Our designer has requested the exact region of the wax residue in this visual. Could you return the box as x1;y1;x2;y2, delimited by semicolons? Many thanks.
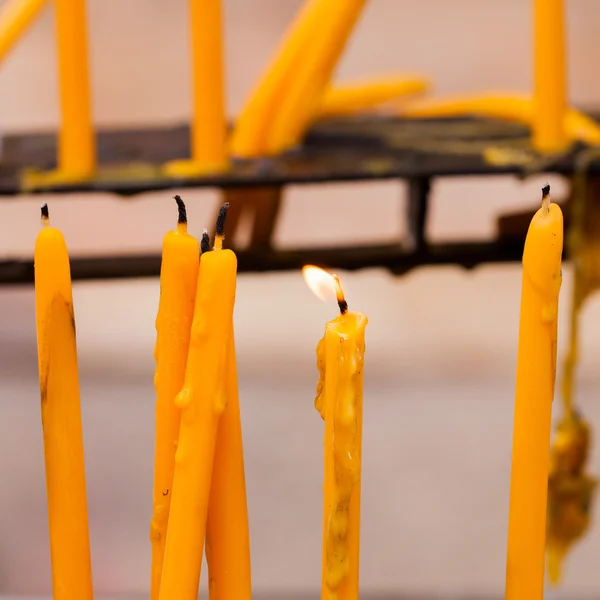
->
315;337;326;419
547;182;599;584
315;332;365;597
547;412;596;584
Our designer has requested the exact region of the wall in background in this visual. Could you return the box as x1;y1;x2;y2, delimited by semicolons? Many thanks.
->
1;1;599;598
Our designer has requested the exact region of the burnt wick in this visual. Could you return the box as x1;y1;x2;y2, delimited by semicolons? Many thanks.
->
215;202;229;236
174;195;187;224
201;229;210;254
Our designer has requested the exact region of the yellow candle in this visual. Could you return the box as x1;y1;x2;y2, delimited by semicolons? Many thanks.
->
304;266;368;600
230;0;325;158
0;0;47;63
205;332;252;600
150;197;200;600
266;0;367;155
505;185;563;600
318;75;429;118
55;0;95;178
189;0;227;171
533;0;568;153
34;203;93;600
165;0;227;176
159;204;237;600
398;93;600;146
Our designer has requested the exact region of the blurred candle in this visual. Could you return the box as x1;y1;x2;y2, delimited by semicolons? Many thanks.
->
505;185;563;600
304;266;368;600
34;204;93;600
0;0;47;63
164;0;227;175
55;0;95;178
318;75;429;118
150;197;200;600
190;0;227;171
532;0;568;152
230;0;324;158
266;0;366;155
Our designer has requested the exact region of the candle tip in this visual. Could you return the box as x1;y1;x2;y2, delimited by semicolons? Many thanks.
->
201;229;211;254
302;266;350;313
338;298;349;315
174;195;187;224
40;203;49;222
541;184;551;215
215;202;230;237
542;184;550;199
332;275;349;315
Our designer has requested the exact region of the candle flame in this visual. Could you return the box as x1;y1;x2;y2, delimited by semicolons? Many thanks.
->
302;265;347;314
302;265;337;301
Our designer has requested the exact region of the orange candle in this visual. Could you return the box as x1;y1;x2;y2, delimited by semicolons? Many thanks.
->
159;204;237;600
206;332;252;600
55;0;95;178
34;203;94;600
150;197;200;600
505;185;563;600
266;0;367;155
304;266;368;600
532;0;568;152
230;0;324;158
0;0;47;63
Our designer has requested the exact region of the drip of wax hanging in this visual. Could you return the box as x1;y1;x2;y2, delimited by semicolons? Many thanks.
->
547;179;600;584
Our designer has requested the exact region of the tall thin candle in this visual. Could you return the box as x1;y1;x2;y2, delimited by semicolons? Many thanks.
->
304;266;368;600
159;205;237;600
505;185;563;600
34;204;94;600
150;197;199;600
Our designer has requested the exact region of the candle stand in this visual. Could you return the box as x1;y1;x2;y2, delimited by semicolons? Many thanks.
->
1;113;598;285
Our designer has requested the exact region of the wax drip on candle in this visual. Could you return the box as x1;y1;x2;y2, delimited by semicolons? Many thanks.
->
174;195;187;224
332;275;348;315
214;202;230;250
201;229;210;254
41;203;49;225
542;184;551;216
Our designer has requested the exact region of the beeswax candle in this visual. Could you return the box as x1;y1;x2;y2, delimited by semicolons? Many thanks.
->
34;203;93;600
150;196;200;600
505;185;563;600
206;332;252;600
159;205;236;600
304;266;368;600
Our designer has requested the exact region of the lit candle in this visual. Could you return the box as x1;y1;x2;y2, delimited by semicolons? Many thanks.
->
533;0;568;152
505;185;563;600
159;204;236;600
205;334;252;600
34;204;93;600
150;197;200;600
303;265;368;600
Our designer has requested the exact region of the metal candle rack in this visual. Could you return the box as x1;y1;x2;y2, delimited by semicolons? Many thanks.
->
1;114;598;285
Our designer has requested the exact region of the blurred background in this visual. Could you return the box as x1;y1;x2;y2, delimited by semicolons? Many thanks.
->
1;0;600;598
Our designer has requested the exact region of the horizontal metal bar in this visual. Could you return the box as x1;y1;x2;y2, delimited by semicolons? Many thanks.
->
0;239;540;285
0;117;596;196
